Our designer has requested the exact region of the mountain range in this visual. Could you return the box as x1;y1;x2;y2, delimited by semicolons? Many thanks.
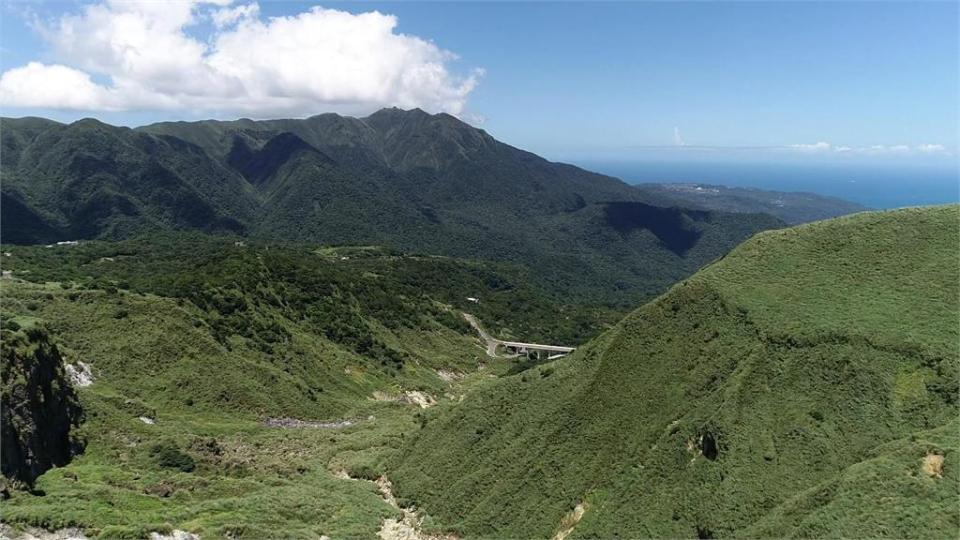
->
3;108;947;540
2;109;785;305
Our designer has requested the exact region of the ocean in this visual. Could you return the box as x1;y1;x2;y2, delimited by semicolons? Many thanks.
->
574;160;959;210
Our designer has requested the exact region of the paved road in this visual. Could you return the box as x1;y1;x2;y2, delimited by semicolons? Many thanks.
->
462;313;575;358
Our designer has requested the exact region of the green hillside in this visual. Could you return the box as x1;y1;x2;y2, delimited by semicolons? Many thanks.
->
1;111;783;306
389;205;960;538
0;235;616;538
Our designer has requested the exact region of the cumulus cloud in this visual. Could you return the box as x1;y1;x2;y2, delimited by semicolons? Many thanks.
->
0;62;115;110
0;0;483;117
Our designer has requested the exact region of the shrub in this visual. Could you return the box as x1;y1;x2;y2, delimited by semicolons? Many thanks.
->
151;442;195;472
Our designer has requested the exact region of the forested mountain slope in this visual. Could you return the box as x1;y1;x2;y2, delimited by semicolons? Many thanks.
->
2;110;783;305
640;182;870;224
390;205;959;539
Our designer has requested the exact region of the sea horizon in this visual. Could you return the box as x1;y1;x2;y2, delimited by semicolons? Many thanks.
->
574;159;959;210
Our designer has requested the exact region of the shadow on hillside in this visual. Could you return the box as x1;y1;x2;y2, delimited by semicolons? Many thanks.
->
602;201;709;255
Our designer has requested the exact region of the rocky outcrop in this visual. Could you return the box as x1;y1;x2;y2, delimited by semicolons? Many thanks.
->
1;326;84;487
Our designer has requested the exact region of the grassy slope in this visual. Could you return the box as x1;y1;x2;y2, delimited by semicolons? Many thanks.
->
0;237;561;538
389;205;959;538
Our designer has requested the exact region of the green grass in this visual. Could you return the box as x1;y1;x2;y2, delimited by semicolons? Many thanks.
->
2;398;407;538
0;240;522;538
3;206;955;538
702;206;959;356
389;205;960;539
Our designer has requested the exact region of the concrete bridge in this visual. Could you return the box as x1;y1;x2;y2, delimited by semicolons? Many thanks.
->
462;313;575;360
496;340;576;360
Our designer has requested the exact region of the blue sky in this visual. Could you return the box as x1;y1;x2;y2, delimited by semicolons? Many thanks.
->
1;1;957;165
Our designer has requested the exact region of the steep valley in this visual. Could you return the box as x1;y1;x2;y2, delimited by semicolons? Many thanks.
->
0;238;555;538
1;206;955;538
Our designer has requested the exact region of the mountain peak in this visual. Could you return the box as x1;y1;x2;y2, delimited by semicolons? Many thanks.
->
369;106;430;116
363;106;433;127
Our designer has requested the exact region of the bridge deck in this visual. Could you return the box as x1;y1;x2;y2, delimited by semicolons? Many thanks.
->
498;340;575;353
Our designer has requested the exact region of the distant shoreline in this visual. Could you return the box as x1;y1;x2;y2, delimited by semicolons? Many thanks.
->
574;160;959;209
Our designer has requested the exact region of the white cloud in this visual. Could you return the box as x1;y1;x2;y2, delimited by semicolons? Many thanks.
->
673;127;685;147
787;141;952;157
860;144;910;155
211;3;258;28
788;141;833;152
916;143;948;154
0;62;114;109
0;1;482;117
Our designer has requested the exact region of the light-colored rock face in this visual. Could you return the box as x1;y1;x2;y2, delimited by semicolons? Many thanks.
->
922;453;945;478
552;502;589;540
329;471;454;540
372;390;437;409
400;391;436;409
64;361;94;388
375;476;457;540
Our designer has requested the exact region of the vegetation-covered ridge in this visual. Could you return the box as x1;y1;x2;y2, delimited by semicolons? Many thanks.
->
390;205;960;539
0;231;617;538
640;182;870;224
1;110;783;306
0;233;618;346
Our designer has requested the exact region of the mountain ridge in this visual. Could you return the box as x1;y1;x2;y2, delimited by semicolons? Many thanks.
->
2;109;783;305
389;205;959;538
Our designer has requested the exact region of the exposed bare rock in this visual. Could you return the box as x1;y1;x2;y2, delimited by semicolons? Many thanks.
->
64;361;94;388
